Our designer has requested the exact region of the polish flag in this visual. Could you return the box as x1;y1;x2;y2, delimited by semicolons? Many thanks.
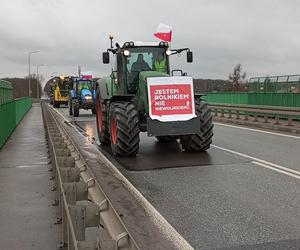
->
81;71;92;79
154;23;172;42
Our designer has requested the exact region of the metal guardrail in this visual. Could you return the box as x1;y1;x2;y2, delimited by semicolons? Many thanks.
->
42;102;139;250
209;103;300;128
42;102;191;250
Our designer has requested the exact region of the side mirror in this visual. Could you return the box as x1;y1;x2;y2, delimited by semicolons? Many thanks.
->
102;52;110;64
187;51;193;63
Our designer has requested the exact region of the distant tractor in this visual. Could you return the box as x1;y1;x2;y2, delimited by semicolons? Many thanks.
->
96;36;213;156
50;75;71;108
68;78;96;117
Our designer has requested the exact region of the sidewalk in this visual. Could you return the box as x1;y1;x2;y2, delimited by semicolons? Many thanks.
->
0;103;59;249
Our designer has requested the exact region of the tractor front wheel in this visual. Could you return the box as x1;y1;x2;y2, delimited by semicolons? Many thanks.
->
73;99;79;117
53;100;60;108
109;101;140;156
68;99;73;116
180;100;214;152
96;92;110;145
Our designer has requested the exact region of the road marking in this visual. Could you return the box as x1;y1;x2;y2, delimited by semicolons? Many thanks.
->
252;161;300;180
212;144;300;179
214;122;300;140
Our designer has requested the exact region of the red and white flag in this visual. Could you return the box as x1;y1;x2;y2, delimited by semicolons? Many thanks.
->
154;23;172;42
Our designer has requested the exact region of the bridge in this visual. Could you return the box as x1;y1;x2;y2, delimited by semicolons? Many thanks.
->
1;88;300;249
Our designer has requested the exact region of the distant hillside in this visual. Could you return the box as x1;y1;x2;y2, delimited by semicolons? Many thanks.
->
193;78;248;93
1;77;41;99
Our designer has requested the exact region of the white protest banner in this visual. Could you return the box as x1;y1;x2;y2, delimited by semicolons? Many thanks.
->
147;76;196;122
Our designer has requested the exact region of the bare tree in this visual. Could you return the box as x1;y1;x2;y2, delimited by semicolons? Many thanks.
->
229;64;247;91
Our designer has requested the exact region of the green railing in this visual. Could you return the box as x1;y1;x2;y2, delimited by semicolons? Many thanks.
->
0;80;13;105
204;93;300;107
0;97;32;149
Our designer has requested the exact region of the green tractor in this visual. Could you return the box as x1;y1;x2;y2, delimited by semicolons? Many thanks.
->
96;37;213;156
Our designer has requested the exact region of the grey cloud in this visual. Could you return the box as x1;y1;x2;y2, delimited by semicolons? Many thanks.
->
1;0;300;83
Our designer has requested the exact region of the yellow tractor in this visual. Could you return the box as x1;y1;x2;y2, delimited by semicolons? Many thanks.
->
50;75;71;108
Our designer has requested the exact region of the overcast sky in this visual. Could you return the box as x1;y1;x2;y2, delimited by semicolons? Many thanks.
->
1;0;300;85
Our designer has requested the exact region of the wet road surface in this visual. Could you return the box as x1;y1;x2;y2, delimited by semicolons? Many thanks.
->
56;107;300;249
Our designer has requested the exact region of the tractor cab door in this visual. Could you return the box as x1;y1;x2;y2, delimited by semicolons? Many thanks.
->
109;53;127;95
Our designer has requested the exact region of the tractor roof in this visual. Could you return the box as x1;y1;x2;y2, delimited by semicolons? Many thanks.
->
116;41;169;48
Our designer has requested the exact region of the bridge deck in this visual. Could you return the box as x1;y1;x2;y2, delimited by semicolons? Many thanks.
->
0;103;59;250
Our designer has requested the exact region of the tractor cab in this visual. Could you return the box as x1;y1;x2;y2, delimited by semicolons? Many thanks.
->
75;79;93;99
102;41;193;95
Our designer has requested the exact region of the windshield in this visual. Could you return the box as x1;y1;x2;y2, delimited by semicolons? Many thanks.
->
77;80;92;91
126;47;168;73
126;47;168;92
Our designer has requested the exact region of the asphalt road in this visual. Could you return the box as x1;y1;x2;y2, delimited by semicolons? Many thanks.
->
57;106;300;250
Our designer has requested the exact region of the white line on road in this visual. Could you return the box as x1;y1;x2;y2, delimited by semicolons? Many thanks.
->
214;122;300;140
252;161;300;180
212;144;300;179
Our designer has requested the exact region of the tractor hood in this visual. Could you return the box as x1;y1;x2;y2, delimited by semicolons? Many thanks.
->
139;71;169;84
138;71;170;115
81;89;93;100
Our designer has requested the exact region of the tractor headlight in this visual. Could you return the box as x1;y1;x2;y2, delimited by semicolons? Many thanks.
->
85;95;92;100
124;50;130;56
166;49;171;56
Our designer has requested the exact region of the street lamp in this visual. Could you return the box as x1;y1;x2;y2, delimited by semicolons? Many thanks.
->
28;50;40;97
36;64;45;99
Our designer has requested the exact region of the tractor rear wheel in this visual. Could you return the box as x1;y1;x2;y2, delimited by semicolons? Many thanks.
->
180;100;213;152
109;101;140;156
73;99;79;117
68;100;73;116
96;92;110;145
156;136;178;142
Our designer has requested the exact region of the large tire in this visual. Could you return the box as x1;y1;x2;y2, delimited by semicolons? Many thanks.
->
180;100;214;152
53;100;60;108
73;99;79;117
109;101;140;156
156;135;178;142
92;106;96;115
68;99;73;116
96;90;110;145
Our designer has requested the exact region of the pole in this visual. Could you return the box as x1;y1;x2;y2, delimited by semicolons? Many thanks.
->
28;54;30;97
36;64;44;99
28;50;40;97
36;66;38;98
